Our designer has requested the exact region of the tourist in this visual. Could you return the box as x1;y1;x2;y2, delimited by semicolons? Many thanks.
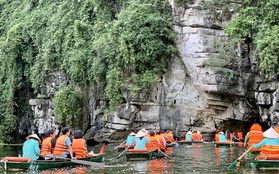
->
253;127;279;148
40;130;56;156
218;132;227;142
185;130;192;141
126;131;136;145
215;130;220;142
244;123;264;150
22;134;41;160
134;130;150;150
72;130;87;159
53;127;76;159
197;130;203;141
146;131;161;151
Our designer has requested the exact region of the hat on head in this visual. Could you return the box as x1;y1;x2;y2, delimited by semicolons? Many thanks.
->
141;128;148;133
263;127;279;138
136;130;146;138
220;132;224;134
197;130;201;134
130;132;136;136
26;134;41;143
187;131;192;135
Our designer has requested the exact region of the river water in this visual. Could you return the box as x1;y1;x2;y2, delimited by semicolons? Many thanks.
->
0;142;277;174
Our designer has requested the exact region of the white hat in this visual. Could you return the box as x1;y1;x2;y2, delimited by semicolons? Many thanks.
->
130;132;136;136
220;132;224;134
136;130;146;138
263;128;279;138
197;130;201;134
141;128;148;133
26;134;41;142
187;131;192;135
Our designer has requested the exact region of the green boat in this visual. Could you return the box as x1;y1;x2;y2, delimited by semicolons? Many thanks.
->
125;150;165;161
178;140;192;145
0;153;105;171
214;142;234;147
249;159;279;171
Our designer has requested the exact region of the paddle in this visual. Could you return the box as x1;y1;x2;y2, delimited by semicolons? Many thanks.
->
115;142;134;159
113;140;127;151
227;145;253;170
70;159;104;168
151;143;172;159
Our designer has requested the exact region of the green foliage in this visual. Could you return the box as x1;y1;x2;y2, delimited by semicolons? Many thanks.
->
225;0;279;78
0;0;178;140
54;86;82;127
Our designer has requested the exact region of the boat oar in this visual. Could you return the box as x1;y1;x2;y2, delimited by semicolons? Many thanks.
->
151;143;172;159
70;159;104;168
115;142;134;159
113;140;127;151
227;145;253;170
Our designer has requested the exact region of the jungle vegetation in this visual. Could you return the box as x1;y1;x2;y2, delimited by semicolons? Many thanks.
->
0;0;177;143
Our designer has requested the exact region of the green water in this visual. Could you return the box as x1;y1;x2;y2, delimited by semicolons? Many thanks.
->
0;143;276;174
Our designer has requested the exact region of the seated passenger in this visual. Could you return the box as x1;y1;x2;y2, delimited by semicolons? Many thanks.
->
215;130;220;142
185;130;192;141
253;127;279;149
146;131;161;151
22;134;41;160
218;132;227;142
134;130;150;150
126;131;136;145
40;130;56;156
72;130;87;159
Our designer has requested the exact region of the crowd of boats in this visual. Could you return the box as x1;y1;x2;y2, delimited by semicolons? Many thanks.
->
1;124;279;172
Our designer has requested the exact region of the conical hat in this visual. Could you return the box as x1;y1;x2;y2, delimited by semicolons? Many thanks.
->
186;131;192;135
136;130;146;138
129;132;136;136
26;134;41;142
263;128;279;138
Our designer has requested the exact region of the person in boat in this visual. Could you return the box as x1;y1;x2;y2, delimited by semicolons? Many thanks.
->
244;123;264;153
134;130;150;150
22;134;42;160
146;131;161;151
165;130;175;143
72;130;88;159
237;131;244;142
155;130;167;152
53;127;76;159
126;131;137;145
253;127;279;149
225;129;232;142
40;130;56;156
215;130;220;142
185;130;192;141
232;131;240;142
218;132;227;142
197;130;203;141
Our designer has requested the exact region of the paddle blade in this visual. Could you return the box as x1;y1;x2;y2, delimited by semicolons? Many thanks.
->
71;159;104;168
100;143;106;154
227;160;238;170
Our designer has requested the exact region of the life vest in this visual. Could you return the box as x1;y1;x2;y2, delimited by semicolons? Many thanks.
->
256;145;279;160
238;132;244;141
215;133;219;142
165;132;174;143
72;139;87;158
192;133;198;141
248;124;264;152
53;135;68;155
40;137;53;155
146;136;161;151
197;134;203;141
155;134;166;151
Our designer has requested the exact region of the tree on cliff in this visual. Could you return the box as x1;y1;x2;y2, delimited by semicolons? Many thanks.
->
0;0;177;143
225;0;279;78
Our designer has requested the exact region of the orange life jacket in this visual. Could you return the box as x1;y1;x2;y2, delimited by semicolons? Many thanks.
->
260;145;279;155
72;139;87;158
53;135;68;155
215;133;219;142
165;132;174;143
192;133;198;141
248;124;264;152
156;134;166;151
40;137;53;155
197;134;203;141
238;132;244;140
146;136;161;151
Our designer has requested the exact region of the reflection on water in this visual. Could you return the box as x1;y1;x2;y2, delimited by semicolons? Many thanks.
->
1;143;279;174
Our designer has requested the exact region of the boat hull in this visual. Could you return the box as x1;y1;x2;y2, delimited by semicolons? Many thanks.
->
250;159;279;171
214;142;234;147
125;151;165;161
0;154;105;171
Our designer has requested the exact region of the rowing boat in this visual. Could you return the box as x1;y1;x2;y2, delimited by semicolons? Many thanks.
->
125;149;165;161
0;153;105;171
116;144;134;152
214;141;234;147
178;140;204;145
250;159;279;171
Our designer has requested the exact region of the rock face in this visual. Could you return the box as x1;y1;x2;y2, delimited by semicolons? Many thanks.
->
21;0;279;142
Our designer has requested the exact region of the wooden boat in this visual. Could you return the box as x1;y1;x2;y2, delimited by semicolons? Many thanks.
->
0;153;105;171
166;142;178;147
125;149;165;161
214;141;234;147
249;154;279;171
178;140;204;145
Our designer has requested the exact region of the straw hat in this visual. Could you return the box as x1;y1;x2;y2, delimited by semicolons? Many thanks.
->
141;128;148;133
263;127;279;138
26;134;41;142
219;132;224;134
186;131;192;135
136;130;146;138
197;130;201;134
130;132;136;136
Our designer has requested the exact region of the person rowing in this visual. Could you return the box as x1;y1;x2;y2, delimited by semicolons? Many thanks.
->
146;131;161;152
253;127;279;149
134;130;150;150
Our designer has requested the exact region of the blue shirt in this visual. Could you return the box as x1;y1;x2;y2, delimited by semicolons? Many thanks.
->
22;139;40;160
134;137;150;150
186;134;192;141
253;138;279;148
126;135;135;145
219;134;227;142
